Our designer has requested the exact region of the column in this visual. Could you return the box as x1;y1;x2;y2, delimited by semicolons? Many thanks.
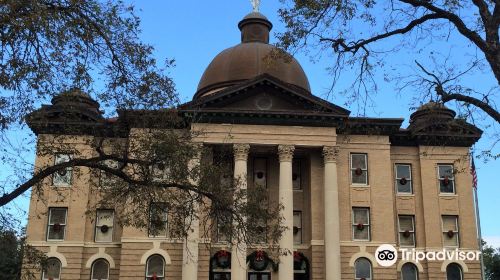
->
231;143;250;280
278;144;295;280
182;144;202;280
323;146;341;280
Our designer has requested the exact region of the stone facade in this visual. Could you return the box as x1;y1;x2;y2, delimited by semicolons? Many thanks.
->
23;10;482;280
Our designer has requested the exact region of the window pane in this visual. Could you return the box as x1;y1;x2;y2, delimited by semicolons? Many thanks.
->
351;154;367;169
292;160;301;190
397;181;412;193
446;263;462;280
443;233;459;247
48;225;65;240
49;209;67;224
442;217;457;231
53;154;72;185
97;210;113;226
351;170;368;184
402;263;418;280
440;180;455;193
399;216;414;231
396;165;411;179
92;259;109;280
399;233;415;246
355;258;371;278
439;165;454;178
353;227;369;240
150;204;167;236
43;258;61;279
353;209;368;224
147;255;164;276
214;273;231;280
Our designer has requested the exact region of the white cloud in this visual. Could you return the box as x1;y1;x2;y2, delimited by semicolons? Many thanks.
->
484;236;500;248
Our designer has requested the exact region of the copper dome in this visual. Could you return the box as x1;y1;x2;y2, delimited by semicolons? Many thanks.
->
194;12;311;99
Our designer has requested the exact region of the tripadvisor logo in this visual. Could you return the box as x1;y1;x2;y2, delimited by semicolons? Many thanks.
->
375;244;481;267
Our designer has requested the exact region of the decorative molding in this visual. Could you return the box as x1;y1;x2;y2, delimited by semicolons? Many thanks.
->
440;259;469;273
277;145;295;162
85;247;116;268
396;260;424;272
47;246;68;267
348;245;378;268
233;143;250;161
322;146;340;163
140;241;172;265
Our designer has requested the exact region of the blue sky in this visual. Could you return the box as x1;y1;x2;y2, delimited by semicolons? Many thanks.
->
3;0;498;247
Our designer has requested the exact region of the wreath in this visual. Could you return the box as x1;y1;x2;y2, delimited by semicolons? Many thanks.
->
248;250;269;271
447;230;455;238
356;223;365;231
403;230;411;238
215;250;231;269
443;176;450;186
100;225;109;233
256;171;264;179
399;177;408;185
355;168;363;176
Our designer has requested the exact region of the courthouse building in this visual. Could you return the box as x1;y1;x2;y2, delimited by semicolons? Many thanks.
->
24;10;483;280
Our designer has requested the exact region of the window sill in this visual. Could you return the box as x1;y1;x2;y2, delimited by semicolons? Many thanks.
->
439;193;458;197
396;193;415;197
351;185;370;188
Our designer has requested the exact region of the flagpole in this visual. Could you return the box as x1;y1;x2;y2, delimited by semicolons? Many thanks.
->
474;186;486;279
471;153;486;279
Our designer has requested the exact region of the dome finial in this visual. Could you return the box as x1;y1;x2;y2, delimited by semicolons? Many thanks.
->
250;0;261;12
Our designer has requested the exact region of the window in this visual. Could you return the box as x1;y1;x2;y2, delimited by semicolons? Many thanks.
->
352;208;370;241
91;259;109;280
354;257;372;280
395;164;413;194
146;255;165;280
100;159;119;188
42;258;61;280
47;208;67;241
351;154;368;185
446;263;463;280
95;210;114;242
438;164;455;194
248;272;271;280
293;211;302;244
442;216;459;247
216;214;230;243
398;215;416;247
53;154;72;186
149;203;168;237
253;157;267;188
292;159;302;190
401;262;418;280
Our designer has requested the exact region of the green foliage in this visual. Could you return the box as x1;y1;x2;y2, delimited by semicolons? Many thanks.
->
0;229;22;280
483;240;500;280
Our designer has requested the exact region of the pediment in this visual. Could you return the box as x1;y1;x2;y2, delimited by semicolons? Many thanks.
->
180;74;350;116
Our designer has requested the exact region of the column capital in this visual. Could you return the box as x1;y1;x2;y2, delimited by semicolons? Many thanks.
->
278;145;295;162
322;146;340;163
233;143;250;161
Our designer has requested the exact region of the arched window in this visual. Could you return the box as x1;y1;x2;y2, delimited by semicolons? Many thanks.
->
42;258;61;280
401;263;418;280
446;263;463;280
91;259;109;280
146;255;165;280
354;257;372;280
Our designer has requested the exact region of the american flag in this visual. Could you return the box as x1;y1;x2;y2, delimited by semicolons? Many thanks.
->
471;155;478;189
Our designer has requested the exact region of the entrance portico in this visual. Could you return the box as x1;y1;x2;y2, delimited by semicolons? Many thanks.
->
190;123;341;279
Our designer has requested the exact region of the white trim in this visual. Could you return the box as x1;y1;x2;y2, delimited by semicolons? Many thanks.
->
85;247;116;268
396;260;424;272
46;246;68;267
441;260;469;273
348;246;378;268
140;241;172;265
